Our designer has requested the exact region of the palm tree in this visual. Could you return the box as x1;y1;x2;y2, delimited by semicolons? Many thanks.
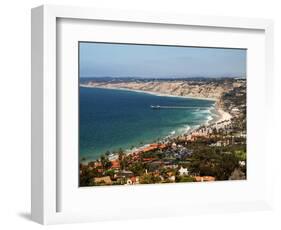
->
105;150;110;157
100;154;111;169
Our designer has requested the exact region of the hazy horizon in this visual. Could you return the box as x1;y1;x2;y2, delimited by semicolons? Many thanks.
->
79;42;247;79
80;76;246;79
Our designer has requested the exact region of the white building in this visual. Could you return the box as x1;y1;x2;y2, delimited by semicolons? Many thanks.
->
179;166;189;176
239;161;246;166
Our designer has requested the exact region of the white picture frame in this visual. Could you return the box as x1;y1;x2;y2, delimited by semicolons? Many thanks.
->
31;5;274;225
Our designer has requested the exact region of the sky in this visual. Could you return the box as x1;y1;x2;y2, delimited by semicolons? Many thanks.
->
79;42;246;78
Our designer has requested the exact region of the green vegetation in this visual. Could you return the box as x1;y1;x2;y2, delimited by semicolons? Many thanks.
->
176;176;196;183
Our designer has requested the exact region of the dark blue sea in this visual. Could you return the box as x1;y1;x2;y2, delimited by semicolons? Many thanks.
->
79;87;215;161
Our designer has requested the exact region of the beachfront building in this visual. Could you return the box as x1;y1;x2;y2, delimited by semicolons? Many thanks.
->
139;143;167;154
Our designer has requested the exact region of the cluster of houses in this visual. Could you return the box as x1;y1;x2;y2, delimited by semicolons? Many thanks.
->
80;140;217;186
90;162;214;186
93;170;136;185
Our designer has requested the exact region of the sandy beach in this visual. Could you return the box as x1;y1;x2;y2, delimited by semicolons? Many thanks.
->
216;108;232;123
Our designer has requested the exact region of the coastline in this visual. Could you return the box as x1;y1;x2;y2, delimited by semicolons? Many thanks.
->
80;84;232;164
80;84;217;101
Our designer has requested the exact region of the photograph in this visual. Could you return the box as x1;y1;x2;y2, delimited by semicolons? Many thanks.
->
79;42;247;187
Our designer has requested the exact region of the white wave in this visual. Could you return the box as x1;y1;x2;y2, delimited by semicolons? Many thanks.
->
176;124;192;135
170;130;176;135
201;109;212;114
184;125;191;132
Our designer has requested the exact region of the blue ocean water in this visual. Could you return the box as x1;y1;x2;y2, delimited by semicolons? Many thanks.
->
79;87;215;161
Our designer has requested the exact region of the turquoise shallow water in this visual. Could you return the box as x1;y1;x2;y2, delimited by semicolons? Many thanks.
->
79;87;215;161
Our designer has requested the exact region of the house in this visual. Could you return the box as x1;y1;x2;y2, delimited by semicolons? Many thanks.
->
126;176;140;185
158;144;166;149
131;152;141;160
108;153;117;161
149;143;166;149
94;162;102;168
167;171;174;177
163;159;175;165
94;176;112;185
231;107;240;116
140;144;157;153
232;107;240;113
97;168;103;173
168;175;176;182
194;176;215;182
143;157;156;162
115;170;134;178
149;143;159;148
110;160;120;170
147;161;163;172
163;164;177;169
239;160;246;166
179;166;189;176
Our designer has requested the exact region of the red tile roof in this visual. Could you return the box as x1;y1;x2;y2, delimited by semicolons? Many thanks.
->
194;176;215;182
110;160;120;169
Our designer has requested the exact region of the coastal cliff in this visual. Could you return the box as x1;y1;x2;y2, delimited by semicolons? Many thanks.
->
81;78;245;101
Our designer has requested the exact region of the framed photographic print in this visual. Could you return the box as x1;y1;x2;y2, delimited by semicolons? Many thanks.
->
31;5;274;224
78;42;246;186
